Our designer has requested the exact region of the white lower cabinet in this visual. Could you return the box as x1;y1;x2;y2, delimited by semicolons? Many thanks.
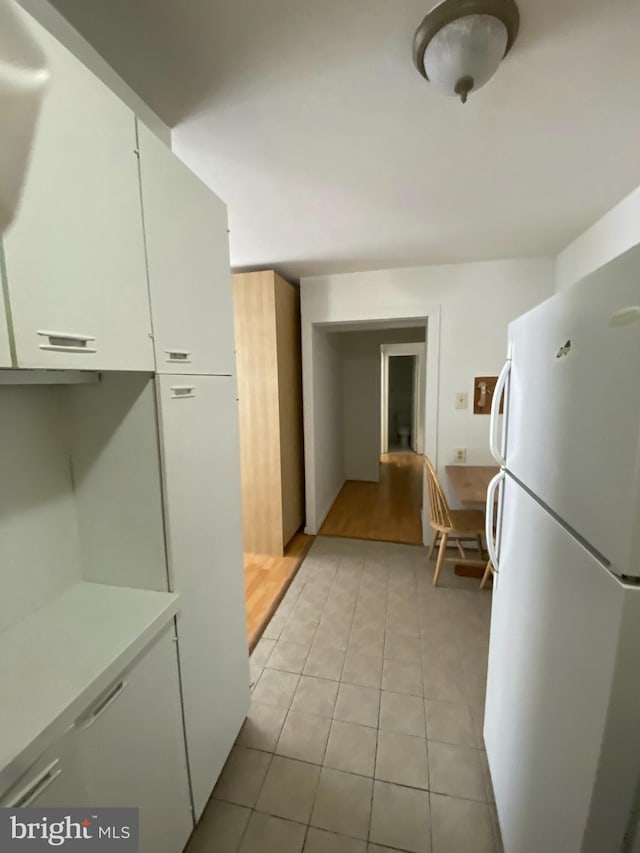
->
156;374;250;819
0;729;85;808
75;629;193;853
1;629;193;853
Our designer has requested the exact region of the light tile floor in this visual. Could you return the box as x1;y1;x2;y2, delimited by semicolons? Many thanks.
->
187;536;502;853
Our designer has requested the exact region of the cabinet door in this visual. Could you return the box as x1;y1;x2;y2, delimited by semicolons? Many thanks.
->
3;11;153;371
0;729;86;808
156;374;249;819
138;123;235;375
75;630;192;853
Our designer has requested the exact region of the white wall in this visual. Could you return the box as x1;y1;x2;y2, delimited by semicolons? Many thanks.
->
311;327;345;530
18;0;170;146
340;328;426;482
0;386;82;633
301;257;555;535
555;185;640;291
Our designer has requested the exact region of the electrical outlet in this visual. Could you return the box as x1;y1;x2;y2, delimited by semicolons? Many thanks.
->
455;392;468;410
455;447;467;463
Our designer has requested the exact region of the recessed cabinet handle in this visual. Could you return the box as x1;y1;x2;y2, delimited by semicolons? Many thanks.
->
37;330;97;354
77;680;127;729
3;760;62;808
165;350;192;363
170;385;196;399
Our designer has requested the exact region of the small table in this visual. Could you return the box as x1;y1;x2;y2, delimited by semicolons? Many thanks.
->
445;465;499;505
445;465;499;578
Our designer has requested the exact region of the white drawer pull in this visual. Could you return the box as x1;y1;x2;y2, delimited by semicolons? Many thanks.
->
165;350;192;363
78;680;127;729
4;760;61;808
37;330;97;353
170;385;195;399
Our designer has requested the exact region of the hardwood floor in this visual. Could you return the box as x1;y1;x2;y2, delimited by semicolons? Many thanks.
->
320;452;424;546
244;531;314;650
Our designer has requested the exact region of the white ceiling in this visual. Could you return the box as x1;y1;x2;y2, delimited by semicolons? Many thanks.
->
50;0;640;280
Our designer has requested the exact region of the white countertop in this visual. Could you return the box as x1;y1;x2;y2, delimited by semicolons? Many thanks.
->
0;581;179;795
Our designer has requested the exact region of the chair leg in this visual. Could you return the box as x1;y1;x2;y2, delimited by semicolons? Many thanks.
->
427;531;439;561
456;540;466;559
433;533;449;587
476;534;485;559
480;560;493;590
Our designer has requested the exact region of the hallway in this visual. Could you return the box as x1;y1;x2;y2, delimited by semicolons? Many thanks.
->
189;535;499;853
320;453;424;546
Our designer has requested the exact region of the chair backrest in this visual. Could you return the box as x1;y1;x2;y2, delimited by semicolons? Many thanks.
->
424;457;453;530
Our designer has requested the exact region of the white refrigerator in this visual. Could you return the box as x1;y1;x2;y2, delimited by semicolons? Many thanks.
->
483;244;640;853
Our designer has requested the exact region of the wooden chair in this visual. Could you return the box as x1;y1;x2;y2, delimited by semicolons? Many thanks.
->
424;457;486;587
480;560;494;589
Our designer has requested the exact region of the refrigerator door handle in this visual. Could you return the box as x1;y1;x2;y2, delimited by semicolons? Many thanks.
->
486;471;505;572
489;359;511;466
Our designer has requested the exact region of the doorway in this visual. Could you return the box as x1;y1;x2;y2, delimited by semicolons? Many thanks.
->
315;326;427;545
381;342;426;455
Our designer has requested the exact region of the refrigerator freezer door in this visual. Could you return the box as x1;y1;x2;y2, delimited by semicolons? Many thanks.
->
485;476;640;853
156;374;250;820
504;244;640;577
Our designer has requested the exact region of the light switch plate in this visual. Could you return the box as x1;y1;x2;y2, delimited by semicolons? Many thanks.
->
455;448;467;463
455;392;468;410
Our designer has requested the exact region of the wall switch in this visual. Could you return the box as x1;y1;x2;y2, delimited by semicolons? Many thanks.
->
455;392;468;410
454;447;467;463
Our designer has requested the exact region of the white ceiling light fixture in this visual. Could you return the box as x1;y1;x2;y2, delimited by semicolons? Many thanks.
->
413;0;520;104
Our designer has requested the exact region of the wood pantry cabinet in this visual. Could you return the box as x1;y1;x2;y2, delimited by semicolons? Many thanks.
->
233;270;305;555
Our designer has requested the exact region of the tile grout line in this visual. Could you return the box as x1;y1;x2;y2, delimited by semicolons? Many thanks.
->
243;539;494;852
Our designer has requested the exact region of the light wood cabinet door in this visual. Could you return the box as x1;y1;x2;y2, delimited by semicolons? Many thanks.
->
75;630;193;853
138;122;235;375
3;11;153;371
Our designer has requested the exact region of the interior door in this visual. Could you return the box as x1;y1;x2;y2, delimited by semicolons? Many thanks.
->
504;244;640;575
485;475;630;853
138;122;235;375
156;374;250;819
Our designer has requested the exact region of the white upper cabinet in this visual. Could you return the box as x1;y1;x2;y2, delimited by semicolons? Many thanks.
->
138;122;235;375
3;12;154;371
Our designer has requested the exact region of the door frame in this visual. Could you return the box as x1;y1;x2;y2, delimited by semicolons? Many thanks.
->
303;307;440;546
380;343;426;454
